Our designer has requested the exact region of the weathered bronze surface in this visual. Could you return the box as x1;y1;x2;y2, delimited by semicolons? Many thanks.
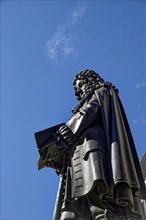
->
35;70;146;220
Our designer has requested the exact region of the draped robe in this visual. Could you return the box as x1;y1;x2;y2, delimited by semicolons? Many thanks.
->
63;85;146;217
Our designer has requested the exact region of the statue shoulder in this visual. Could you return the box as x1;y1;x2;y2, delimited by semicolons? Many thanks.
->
94;82;118;97
94;86;110;98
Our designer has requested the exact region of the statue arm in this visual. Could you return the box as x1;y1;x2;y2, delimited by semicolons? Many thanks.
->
59;94;100;145
67;94;99;134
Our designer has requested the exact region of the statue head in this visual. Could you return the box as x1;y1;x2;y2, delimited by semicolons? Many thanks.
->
73;69;105;100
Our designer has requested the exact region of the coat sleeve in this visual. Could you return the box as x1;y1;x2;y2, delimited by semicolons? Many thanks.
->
66;94;100;135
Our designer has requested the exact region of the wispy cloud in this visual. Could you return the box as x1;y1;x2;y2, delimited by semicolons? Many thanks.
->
46;27;75;63
46;5;85;64
135;82;146;89
133;83;146;124
71;5;85;24
133;102;146;125
133;115;146;124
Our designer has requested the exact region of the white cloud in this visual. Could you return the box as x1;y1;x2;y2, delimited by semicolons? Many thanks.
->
71;5;85;24
63;43;75;58
46;5;85;64
135;82;146;89
133;115;146;124
133;102;146;125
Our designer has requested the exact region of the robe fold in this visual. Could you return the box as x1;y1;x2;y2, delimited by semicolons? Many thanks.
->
65;86;146;209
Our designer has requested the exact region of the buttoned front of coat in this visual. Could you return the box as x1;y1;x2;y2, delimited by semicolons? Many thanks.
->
66;93;109;198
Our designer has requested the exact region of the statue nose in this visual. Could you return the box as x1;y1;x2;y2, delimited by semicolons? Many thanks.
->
76;88;82;93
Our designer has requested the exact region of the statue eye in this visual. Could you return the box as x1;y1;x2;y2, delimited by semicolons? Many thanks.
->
78;81;84;87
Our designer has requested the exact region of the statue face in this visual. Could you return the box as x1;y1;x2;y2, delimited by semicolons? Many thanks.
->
75;79;87;99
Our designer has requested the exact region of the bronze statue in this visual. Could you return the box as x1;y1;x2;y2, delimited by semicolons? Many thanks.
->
35;70;146;220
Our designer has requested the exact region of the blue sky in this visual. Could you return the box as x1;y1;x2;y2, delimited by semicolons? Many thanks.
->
1;1;145;219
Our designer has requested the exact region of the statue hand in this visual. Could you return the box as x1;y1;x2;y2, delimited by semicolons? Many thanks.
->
46;159;63;171
58;125;77;145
